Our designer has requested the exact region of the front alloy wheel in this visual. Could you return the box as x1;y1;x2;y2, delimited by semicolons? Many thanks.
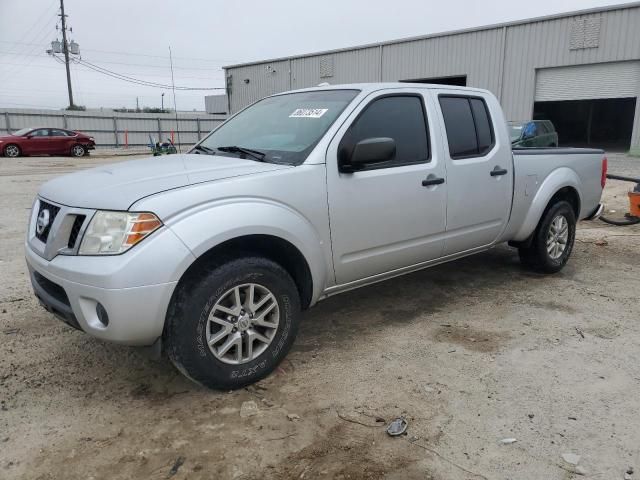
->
164;256;301;390
71;144;85;157
207;283;279;365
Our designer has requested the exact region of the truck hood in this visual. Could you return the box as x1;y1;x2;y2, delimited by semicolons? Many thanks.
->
38;153;291;210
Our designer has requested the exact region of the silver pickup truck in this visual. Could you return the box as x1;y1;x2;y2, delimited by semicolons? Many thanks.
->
26;83;606;389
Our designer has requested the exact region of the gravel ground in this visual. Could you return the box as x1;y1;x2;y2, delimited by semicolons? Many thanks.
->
0;152;639;480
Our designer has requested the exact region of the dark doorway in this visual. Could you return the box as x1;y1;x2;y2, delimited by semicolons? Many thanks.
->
401;75;467;87
533;97;637;151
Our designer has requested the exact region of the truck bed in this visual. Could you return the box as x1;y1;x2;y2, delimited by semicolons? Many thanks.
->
501;147;605;243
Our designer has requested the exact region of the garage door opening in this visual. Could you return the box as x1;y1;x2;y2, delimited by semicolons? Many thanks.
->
533;98;637;151
401;75;467;87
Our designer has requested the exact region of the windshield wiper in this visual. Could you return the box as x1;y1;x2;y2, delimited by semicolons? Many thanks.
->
217;145;266;162
191;144;216;155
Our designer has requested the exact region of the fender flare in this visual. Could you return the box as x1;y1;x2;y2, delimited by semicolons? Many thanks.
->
166;199;330;304
512;167;583;242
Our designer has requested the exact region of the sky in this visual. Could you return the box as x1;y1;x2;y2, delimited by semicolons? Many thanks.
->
0;0;635;111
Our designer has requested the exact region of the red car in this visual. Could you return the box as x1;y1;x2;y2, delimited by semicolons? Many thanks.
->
0;127;96;158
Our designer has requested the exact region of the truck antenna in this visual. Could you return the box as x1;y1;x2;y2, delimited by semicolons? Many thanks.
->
169;46;182;152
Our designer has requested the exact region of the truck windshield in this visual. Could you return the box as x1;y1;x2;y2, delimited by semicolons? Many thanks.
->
508;124;523;142
197;89;359;165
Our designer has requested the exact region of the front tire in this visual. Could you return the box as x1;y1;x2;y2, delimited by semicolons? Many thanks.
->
70;144;86;157
3;144;21;158
164;257;301;390
518;201;576;273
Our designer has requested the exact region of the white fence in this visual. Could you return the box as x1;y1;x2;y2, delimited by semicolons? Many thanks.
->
0;108;227;148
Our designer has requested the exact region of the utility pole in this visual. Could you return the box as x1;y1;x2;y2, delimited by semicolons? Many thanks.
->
136;96;140;112
59;0;74;109
161;92;165;111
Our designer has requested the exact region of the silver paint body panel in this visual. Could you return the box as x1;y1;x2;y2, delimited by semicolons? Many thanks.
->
25;83;604;345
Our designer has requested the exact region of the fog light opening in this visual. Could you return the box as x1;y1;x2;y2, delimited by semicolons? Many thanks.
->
96;303;109;327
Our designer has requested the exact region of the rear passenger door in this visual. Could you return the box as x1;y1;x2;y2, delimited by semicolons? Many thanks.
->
436;92;513;255
49;129;73;154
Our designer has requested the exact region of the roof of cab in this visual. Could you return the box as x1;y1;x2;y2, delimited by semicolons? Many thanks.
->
271;82;491;97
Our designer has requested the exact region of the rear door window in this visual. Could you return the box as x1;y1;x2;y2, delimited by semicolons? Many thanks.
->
439;97;477;158
49;129;69;137
439;95;495;159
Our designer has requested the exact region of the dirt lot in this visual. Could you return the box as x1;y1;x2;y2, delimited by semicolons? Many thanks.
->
1;152;639;479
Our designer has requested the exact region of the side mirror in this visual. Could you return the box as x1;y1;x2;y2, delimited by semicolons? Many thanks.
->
340;137;396;172
25;135;33;139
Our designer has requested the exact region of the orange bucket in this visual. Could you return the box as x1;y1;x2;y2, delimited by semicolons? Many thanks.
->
629;191;640;218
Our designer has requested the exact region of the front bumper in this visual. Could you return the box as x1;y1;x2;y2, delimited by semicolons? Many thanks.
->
25;226;195;346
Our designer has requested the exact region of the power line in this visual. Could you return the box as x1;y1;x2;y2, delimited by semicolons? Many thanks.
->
0;49;227;72
0;15;59;83
81;47;235;64
0;4;59;80
0;40;235;64
3;1;58;55
73;58;225;90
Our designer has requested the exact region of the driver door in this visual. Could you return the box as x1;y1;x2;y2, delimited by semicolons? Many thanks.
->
326;90;447;285
23;129;51;155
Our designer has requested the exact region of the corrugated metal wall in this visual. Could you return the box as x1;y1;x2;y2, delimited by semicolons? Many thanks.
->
501;6;640;121
225;3;640;148
0;109;227;148
291;47;382;88
205;94;229;114
228;60;291;113
381;28;505;94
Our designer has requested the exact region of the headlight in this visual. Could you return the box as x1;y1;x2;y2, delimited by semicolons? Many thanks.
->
78;211;162;255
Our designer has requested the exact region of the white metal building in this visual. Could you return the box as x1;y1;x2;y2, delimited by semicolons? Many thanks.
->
220;2;640;152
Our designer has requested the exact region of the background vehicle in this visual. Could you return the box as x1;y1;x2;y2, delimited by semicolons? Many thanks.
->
510;120;558;147
0;127;95;158
25;84;605;390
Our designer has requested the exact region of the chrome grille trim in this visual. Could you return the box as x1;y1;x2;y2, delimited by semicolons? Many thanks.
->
27;198;95;260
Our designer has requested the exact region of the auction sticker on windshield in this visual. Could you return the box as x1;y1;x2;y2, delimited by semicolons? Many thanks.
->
289;108;328;118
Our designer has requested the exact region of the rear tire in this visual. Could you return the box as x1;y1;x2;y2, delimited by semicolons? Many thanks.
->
70;144;86;157
164;256;301;390
518;201;576;273
3;144;21;158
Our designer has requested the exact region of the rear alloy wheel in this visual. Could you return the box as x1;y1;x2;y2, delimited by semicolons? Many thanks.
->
518;201;576;273
71;144;86;157
3;144;20;158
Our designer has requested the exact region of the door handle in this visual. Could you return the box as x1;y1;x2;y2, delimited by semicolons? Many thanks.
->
422;177;445;187
490;167;508;177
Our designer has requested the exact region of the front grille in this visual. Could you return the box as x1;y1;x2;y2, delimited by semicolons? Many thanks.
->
33;271;70;307
67;215;86;248
35;201;61;243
